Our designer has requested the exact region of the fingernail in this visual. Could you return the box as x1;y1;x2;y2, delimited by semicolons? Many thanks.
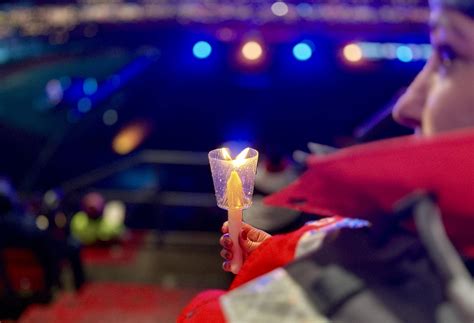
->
223;234;231;247
223;261;230;271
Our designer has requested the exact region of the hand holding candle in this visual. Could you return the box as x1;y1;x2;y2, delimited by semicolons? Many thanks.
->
209;147;259;274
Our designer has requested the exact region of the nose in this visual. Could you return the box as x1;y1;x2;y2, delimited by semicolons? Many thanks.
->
392;56;437;130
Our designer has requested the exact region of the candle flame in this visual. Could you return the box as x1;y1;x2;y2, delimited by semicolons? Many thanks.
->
234;147;250;166
221;148;232;161
225;170;244;209
235;148;250;160
220;147;250;167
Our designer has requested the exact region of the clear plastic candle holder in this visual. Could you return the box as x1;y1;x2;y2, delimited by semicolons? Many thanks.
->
209;148;259;210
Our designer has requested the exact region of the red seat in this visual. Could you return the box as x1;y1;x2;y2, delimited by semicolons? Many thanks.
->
2;248;46;295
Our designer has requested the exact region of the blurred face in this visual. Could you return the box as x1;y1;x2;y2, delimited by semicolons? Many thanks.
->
392;8;474;135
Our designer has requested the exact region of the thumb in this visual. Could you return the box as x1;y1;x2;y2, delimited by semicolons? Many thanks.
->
239;229;262;253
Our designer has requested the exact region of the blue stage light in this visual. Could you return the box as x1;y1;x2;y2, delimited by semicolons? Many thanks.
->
359;42;380;59
296;3;313;17
396;45;413;62
193;41;212;59
293;42;313;61
83;77;98;95
78;97;92;112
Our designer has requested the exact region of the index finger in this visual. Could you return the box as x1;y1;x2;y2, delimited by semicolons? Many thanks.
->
221;221;229;234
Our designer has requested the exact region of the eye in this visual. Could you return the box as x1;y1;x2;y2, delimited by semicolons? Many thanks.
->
437;45;457;71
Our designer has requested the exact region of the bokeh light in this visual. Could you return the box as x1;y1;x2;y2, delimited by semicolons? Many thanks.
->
44;189;61;209
72;212;88;231
112;121;150;155
293;42;313;61
381;43;397;59
97;200;125;241
46;79;63;104
271;2;289;16
193;41;212;59
410;45;423;60
71;211;96;245
296;3;313;17
103;200;126;227
216;27;236;42
422;44;433;60
83;77;98;95
81;191;105;219
103;109;118;126
36;215;49;231
55;212;67;228
78;97;92;112
396;45;413;62
343;43;363;63
348;42;430;62
359;43;380;59
241;41;263;61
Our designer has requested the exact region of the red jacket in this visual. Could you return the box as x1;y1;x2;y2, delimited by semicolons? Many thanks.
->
178;218;342;322
179;129;474;322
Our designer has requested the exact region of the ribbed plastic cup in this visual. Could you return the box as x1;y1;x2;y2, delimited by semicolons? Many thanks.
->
208;148;259;210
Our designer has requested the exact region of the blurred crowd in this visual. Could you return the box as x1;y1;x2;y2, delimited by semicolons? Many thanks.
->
0;177;128;318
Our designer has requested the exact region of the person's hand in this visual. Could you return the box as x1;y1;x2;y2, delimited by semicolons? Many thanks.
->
219;222;271;272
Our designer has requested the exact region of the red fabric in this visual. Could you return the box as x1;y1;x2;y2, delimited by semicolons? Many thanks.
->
231;217;343;289
176;227;311;323
178;217;344;322
265;129;474;257
20;304;55;323
2;248;45;293
20;283;197;323
82;231;145;265
177;290;226;323
81;246;137;265
180;130;474;321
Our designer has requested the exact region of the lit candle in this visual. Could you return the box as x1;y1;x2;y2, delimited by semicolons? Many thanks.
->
209;147;259;274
